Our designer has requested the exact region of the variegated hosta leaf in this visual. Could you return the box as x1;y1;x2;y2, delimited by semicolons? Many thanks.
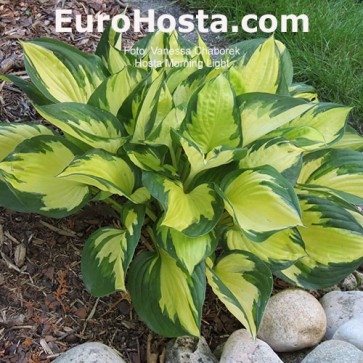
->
227;36;292;96
239;137;303;184
332;125;363;151
166;65;199;94
190;33;212;67
22;39;107;103
0;135;90;217
118;70;157;135
124;144;177;178
238;93;313;146
176;132;246;183
135;31;190;68
82;203;145;296
97;14;134;74
146;107;186;148
277;192;363;289
128;249;205;337
156;224;217;274
166;31;192;65
173;68;211;107
88;66;147;116
143;172;224;237
225;225;306;271
298;149;363;204
206;252;272;337
0;123;55;161
220;166;302;241
0;180;33;213
271;125;326;149
275;40;293;92
132;72;173;143
276;257;362;290
284;103;351;149
0;74;51;106
57;150;136;199
107;45;136;74
289;82;318;102
36;102;126;154
96;11;127;74
182;74;241;154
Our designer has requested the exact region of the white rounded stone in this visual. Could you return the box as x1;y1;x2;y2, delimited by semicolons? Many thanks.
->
320;291;363;339
301;340;363;363
257;289;326;352
53;342;126;363
332;317;363;350
220;329;283;363
165;336;218;363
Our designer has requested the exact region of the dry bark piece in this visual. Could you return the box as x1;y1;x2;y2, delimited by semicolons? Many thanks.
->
14;243;27;267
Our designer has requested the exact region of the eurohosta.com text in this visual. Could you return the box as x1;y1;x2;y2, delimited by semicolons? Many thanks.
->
55;9;309;34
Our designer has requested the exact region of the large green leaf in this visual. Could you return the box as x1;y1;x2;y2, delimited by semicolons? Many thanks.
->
220;166;302;241
182;74;241;154
81;203;145;296
206;252;272;337
36;102;127;154
22;38;107;103
0;135;90;217
143;172;224;237
57;150;136;199
238;93;313;146
277;191;363;289
298;149;363;204
128;249;205;337
0;123;55;161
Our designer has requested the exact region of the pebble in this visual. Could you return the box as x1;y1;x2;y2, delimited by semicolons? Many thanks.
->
333;317;363;350
339;274;359;291
320;291;363;339
219;329;283;363
257;289;326;352
301;340;363;363
165;336;218;363
53;342;126;363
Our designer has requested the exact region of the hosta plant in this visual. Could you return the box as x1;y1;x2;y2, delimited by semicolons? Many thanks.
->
1;29;363;338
